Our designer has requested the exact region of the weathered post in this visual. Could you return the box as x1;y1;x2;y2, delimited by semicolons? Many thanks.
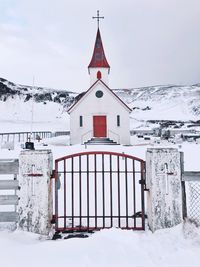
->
146;148;183;232
18;149;53;236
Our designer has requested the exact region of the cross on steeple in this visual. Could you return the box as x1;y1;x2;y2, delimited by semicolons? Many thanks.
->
92;10;104;28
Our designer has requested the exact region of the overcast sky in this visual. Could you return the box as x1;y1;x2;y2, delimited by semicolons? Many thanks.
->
0;0;200;92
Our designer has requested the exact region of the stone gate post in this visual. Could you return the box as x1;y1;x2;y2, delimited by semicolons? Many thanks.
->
146;148;183;232
18;149;53;236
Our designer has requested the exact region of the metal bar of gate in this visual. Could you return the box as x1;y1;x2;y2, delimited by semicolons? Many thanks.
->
71;157;74;229
64;159;66;228
94;154;97;228
117;156;121;228
141;161;145;230
55;161;59;230
132;160;136;228
87;155;89;229
125;157;128;228
102;154;105;228
110;155;113;228
79;156;82;229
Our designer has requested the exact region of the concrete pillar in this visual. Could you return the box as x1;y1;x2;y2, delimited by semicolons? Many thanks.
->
146;148;183;232
18;149;53;236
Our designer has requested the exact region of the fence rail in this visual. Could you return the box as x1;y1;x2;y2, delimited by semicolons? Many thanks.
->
0;159;19;174
182;171;200;181
0;195;19;205
0;131;70;144
0;159;19;224
0;180;19;190
0;212;19;222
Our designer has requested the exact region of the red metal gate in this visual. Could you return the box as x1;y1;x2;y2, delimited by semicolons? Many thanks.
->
52;151;146;233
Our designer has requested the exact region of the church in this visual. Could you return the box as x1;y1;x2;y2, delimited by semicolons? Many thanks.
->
68;20;131;145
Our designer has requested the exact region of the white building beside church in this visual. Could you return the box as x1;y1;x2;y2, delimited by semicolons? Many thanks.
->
68;28;131;145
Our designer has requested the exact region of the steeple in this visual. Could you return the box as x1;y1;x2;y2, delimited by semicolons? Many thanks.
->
88;28;110;69
88;11;110;86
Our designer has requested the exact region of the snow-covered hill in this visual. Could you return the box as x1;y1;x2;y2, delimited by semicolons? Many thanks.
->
0;77;200;132
113;84;200;130
0;77;77;132
114;84;200;120
0;77;76;107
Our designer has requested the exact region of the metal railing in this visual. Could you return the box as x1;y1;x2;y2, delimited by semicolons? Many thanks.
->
0;131;70;144
108;130;120;144
81;130;93;144
53;131;70;137
0;131;52;143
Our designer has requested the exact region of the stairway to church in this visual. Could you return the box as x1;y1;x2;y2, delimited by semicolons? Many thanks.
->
85;137;118;145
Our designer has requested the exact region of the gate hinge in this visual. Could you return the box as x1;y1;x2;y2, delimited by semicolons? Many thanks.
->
51;170;56;179
51;215;56;224
139;179;145;185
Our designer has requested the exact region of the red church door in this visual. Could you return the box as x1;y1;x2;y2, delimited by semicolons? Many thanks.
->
93;116;107;137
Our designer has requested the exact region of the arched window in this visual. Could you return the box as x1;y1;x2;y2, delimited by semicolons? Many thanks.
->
97;71;102;80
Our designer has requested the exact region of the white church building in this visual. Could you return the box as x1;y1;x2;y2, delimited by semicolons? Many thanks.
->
68;27;131;145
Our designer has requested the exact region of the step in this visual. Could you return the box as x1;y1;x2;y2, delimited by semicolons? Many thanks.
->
85;137;118;145
87;140;115;144
86;142;119;145
90;139;111;142
91;137;110;140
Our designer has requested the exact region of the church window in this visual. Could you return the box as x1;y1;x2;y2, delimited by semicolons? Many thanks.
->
95;90;103;98
117;115;120;127
97;71;102;79
80;116;83;127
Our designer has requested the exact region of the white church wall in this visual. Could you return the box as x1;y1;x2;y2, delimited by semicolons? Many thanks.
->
70;82;130;145
89;68;109;86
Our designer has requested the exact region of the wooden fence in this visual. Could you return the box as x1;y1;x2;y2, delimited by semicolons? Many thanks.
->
0;159;19;223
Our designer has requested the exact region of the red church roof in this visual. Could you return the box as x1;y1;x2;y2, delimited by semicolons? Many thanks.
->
88;28;110;69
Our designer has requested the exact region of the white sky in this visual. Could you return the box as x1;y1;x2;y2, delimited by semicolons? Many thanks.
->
0;0;200;92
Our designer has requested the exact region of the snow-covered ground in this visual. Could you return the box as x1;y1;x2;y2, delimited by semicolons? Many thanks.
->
0;135;199;170
0;99;68;132
0;136;200;267
1;223;200;267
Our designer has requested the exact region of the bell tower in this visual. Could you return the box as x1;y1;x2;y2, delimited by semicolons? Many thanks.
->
88;11;110;86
